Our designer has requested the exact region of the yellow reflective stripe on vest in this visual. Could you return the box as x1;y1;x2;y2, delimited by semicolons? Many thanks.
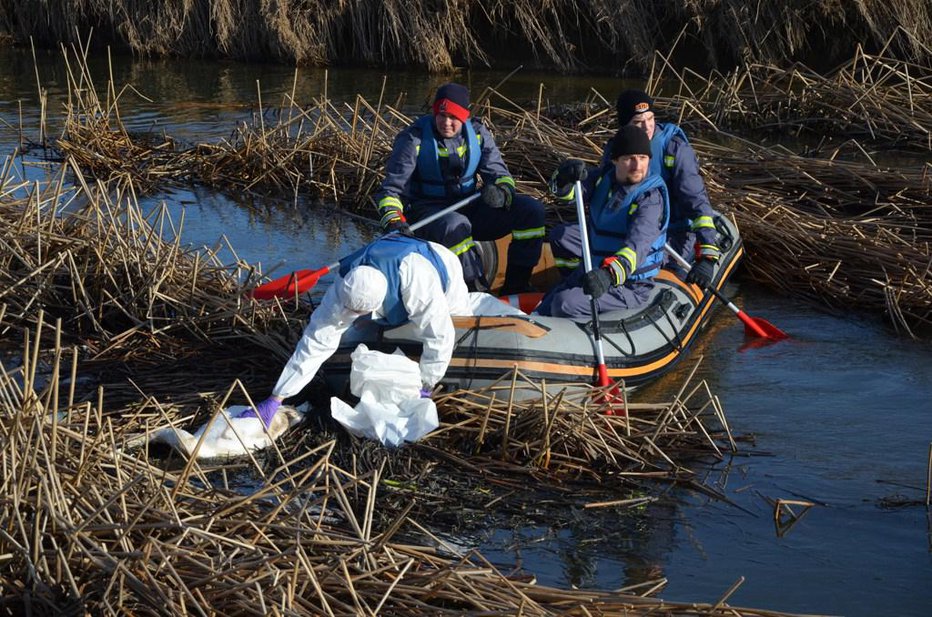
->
415;133;481;157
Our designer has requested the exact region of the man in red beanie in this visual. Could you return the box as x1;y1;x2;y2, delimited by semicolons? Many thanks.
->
374;82;546;294
536;125;670;318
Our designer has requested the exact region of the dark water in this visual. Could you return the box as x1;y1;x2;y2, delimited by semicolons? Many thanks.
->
2;47;931;616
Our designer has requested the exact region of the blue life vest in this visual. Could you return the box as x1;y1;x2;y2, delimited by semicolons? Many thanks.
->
587;169;670;281
411;115;481;199
650;122;690;231
338;236;449;327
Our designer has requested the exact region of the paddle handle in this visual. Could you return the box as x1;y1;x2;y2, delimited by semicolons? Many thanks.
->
662;242;770;338
409;192;481;232
322;192;481;273
312;193;482;281
573;180;609;378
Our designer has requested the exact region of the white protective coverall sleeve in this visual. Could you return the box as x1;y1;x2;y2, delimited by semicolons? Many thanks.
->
271;280;360;400
399;247;457;389
428;242;471;315
429;241;525;318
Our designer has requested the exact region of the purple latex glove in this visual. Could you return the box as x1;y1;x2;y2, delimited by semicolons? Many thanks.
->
419;388;433;399
236;397;281;427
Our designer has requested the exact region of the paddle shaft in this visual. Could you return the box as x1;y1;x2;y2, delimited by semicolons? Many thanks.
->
253;192;482;298
663;242;771;338
574;180;611;386
318;192;483;275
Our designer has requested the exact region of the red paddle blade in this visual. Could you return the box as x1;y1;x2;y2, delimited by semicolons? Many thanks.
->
738;312;788;340
249;267;329;300
593;367;627;417
745;317;788;340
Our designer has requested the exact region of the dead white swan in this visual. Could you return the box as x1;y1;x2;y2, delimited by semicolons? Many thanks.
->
122;404;304;459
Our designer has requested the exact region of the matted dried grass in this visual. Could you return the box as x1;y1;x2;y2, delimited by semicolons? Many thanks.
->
42;45;932;337
1;164;799;616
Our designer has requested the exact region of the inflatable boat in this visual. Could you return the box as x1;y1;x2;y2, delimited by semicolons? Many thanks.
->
322;212;742;398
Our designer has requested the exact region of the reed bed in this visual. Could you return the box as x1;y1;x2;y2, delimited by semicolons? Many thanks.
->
2;0;930;72
54;48;929;336
0;224;793;615
681;49;932;151
421;366;734;486
0;154;308;409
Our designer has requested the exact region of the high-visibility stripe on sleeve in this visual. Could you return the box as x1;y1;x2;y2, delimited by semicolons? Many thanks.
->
380;209;404;227
617;247;637;273
511;226;545;241
554;256;580;270
378;196;404;212
691;215;715;231
448;236;476;257
698;243;721;260
495;176;515;190
555;185;576;202
603;256;627;286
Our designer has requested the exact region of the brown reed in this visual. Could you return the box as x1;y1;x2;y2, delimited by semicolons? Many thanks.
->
51;44;931;337
2;0;929;73
0;285;799;616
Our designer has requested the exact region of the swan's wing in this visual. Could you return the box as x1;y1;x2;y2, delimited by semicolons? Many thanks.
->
122;426;197;456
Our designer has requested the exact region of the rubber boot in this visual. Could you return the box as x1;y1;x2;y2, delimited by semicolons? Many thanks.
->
498;265;535;296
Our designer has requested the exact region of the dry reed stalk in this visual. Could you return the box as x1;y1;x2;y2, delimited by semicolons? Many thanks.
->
685;50;932;151
50;45;930;334
1;320;803;616
414;365;731;487
4;0;931;73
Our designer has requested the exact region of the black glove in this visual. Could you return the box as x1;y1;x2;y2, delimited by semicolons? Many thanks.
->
685;258;715;288
385;216;414;237
582;267;614;299
554;159;588;187
481;184;510;209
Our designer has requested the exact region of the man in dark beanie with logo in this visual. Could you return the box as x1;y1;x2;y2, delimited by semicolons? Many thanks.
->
374;82;546;294
613;89;719;287
536;124;669;319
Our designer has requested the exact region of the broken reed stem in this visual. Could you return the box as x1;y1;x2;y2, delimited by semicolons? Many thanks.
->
926;442;931;507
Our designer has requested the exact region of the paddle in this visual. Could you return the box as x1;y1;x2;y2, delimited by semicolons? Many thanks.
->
249;193;481;300
664;243;788;341
573;180;620;403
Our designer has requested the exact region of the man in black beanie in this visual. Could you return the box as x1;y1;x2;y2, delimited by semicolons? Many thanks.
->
374;82;546;295
536;125;670;319
612;89;720;288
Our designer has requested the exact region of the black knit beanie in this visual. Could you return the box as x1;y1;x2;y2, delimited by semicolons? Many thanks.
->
609;124;652;159
615;89;654;127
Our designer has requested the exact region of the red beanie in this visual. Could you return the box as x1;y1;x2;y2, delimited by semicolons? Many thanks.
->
432;83;470;122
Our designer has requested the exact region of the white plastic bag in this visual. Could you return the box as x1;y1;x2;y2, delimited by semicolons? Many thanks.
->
331;344;439;447
349;344;421;404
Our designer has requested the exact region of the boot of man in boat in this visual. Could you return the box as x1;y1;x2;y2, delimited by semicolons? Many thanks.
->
498;264;536;296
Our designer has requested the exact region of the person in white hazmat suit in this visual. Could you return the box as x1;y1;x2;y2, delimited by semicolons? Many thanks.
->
239;234;517;427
